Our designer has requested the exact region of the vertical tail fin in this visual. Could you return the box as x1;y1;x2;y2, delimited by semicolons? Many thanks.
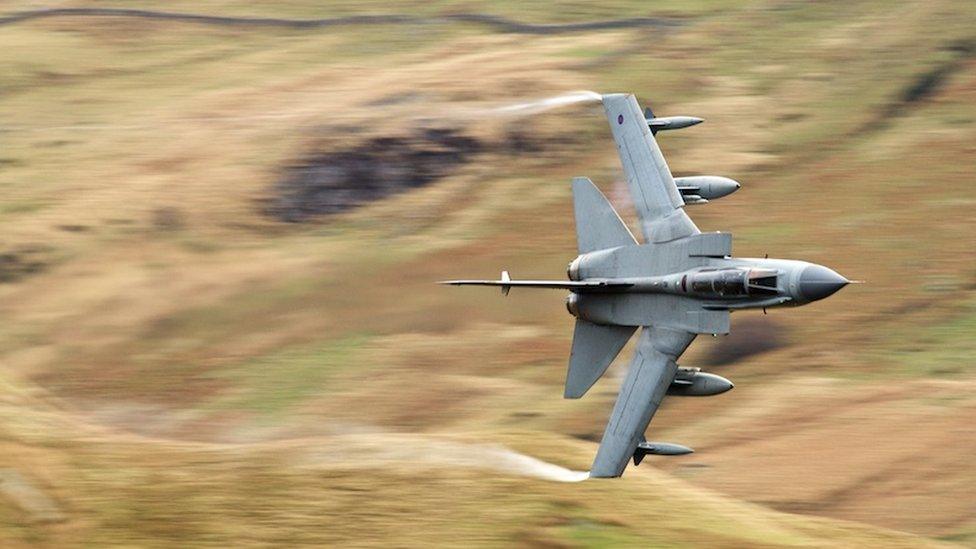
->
572;177;637;254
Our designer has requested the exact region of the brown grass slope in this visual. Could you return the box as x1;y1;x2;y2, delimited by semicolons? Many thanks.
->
0;0;974;545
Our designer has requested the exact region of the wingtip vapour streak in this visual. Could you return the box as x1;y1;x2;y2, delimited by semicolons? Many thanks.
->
300;435;591;483
3;90;608;132
490;90;603;116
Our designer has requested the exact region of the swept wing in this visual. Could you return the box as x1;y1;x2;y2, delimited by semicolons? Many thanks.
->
602;93;700;243
590;326;695;477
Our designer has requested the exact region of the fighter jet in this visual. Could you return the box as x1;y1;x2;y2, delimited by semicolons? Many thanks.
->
442;93;850;478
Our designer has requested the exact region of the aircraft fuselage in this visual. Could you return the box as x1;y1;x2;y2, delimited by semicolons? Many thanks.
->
570;258;847;308
565;252;848;330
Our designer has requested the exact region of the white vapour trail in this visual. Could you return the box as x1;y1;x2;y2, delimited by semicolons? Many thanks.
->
2;91;605;132
489;90;603;116
299;434;590;482
478;445;590;482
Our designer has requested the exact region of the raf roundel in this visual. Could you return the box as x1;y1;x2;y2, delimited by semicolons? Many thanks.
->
617;114;624;125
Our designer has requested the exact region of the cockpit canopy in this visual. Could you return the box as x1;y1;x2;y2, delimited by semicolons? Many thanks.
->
685;268;779;297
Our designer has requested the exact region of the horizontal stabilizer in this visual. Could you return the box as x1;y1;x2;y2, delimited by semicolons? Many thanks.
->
572;177;636;254
565;320;636;399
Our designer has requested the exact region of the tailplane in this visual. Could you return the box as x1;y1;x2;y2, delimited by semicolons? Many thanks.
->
565;319;636;399
571;177;637;254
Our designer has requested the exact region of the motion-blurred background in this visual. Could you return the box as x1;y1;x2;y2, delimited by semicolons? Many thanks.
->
1;1;974;546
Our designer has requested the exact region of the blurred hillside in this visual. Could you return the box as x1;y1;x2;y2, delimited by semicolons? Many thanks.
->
0;1;974;546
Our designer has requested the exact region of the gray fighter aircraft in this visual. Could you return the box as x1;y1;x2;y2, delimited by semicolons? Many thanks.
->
443;93;849;478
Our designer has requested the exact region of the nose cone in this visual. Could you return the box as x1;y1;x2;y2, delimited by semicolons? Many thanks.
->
798;265;849;302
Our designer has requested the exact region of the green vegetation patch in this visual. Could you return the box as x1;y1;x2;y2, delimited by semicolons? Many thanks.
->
554;516;658;548
872;298;976;379
206;333;372;416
